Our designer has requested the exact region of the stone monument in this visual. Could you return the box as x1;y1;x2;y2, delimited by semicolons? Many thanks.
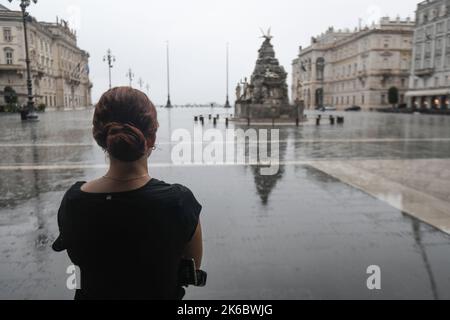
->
235;29;300;120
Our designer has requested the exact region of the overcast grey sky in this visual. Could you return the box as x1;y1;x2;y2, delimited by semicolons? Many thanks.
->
5;0;418;105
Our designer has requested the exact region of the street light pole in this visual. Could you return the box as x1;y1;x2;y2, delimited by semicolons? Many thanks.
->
224;42;231;108
9;0;39;121
103;49;115;89
138;77;144;91
126;68;134;88
145;83;150;96
165;41;172;108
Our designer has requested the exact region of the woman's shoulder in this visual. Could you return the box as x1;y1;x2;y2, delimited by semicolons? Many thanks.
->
146;179;199;203
150;180;202;241
63;181;86;197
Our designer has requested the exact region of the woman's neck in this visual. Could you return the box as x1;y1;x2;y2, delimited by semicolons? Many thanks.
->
106;158;149;179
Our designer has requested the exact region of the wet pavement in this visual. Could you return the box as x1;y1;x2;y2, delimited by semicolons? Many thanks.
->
1;109;450;300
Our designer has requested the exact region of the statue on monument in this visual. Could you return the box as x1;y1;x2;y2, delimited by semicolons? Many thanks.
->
234;29;303;120
260;27;273;41
235;83;242;101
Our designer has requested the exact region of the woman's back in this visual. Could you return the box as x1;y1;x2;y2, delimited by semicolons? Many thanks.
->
53;179;202;300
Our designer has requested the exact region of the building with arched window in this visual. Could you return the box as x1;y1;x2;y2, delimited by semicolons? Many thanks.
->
292;17;415;111
0;4;92;110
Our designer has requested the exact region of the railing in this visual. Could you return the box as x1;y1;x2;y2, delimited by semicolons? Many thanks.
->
415;67;435;77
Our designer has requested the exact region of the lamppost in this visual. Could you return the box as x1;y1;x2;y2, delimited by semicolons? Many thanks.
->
138;77;144;91
8;0;39;121
165;41;172;108
224;42;232;108
103;49;115;89
126;68;134;88
145;83;150;96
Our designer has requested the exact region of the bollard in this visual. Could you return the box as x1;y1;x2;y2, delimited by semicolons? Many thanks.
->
209;114;212;120
217;114;220;119
213;117;217;126
316;117;321;126
194;116;198;122
200;116;204;126
330;116;335;125
318;114;322;120
225;118;229;127
296;117;299;127
337;116;344;124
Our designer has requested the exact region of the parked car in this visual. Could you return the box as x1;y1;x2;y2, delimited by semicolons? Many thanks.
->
345;105;362;112
323;106;337;111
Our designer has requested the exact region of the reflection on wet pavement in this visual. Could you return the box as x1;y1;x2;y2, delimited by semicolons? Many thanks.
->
309;159;450;235
1;109;450;300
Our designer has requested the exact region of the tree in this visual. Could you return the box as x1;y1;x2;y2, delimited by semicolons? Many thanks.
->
388;87;399;108
4;86;18;105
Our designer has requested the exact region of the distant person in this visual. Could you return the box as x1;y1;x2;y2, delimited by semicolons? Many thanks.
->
52;87;203;300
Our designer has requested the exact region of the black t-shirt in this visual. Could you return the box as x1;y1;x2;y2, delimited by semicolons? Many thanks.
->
52;179;202;300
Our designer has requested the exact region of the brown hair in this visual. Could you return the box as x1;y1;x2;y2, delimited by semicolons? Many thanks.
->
93;87;159;162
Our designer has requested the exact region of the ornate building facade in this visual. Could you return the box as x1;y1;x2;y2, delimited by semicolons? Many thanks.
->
0;4;92;110
406;0;450;109
292;17;415;110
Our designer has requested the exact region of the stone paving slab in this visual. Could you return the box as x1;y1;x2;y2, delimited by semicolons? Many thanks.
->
309;159;450;235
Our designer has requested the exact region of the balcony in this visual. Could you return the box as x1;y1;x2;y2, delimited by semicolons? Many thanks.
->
0;64;24;72
415;67;435;77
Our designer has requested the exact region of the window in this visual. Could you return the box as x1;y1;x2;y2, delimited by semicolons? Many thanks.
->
381;94;386;105
4;48;13;65
437;38;443;52
316;58;325;81
416;29;424;41
3;28;12;42
436;56;442;68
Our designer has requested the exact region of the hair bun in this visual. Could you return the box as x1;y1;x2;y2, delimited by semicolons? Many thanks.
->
105;122;147;162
